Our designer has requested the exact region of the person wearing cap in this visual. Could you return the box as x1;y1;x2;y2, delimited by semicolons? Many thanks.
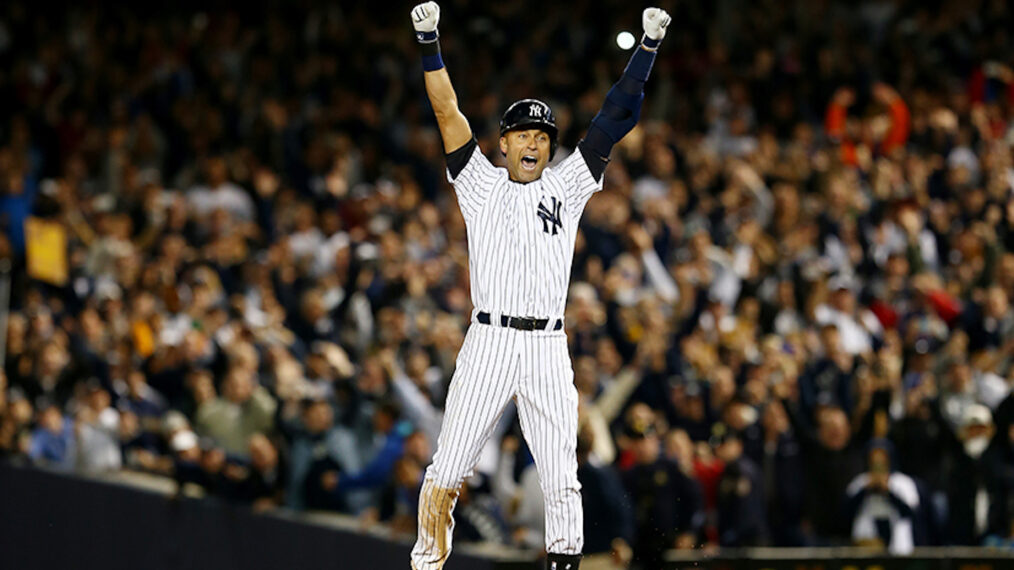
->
939;402;1008;544
813;273;883;356
713;424;767;547
620;411;703;567
721;393;764;466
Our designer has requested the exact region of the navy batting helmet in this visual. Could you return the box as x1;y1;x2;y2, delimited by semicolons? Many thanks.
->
499;99;558;160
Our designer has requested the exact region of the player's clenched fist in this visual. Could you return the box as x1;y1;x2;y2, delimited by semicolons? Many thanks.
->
642;8;671;41
411;2;440;37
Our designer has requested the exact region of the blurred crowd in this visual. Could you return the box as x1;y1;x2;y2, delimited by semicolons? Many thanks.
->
2;0;1014;567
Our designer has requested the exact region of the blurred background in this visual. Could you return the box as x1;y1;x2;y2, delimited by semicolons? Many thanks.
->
1;0;1014;568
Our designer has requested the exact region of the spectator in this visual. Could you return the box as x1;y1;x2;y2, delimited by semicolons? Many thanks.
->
186;156;255;223
620;413;703;568
845;441;920;554
713;425;767;547
452;481;512;546
760;399;806;546
378;455;424;535
282;397;363;511
28;403;75;471
237;433;286;510
320;402;409;514
16;340;76;410
0;0;1013;556
493;434;545;549
195;366;276;459
72;382;121;473
778;378;889;544
941;404;1009;545
577;426;634;569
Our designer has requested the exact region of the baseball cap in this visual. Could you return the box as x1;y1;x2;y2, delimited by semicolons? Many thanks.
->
828;273;857;293
624;417;657;439
709;422;741;447
162;411;190;434
962;404;993;429
170;429;199;452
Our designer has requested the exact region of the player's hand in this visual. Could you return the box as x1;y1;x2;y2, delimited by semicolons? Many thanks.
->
642;8;671;42
411;2;441;34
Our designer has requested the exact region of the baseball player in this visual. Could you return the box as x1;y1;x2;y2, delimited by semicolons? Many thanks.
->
408;3;670;569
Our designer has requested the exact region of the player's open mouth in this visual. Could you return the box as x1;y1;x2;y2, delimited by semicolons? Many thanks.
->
521;155;538;170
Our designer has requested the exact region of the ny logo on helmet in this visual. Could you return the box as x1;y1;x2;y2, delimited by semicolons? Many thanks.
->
529;104;544;118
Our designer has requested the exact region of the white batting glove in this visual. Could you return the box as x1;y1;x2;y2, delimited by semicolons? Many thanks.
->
642;8;671;42
411;2;441;36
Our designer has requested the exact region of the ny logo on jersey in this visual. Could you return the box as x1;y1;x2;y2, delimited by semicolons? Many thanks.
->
529;104;544;118
537;197;562;235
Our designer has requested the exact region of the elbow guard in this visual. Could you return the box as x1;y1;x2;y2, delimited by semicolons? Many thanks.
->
592;84;644;144
578;85;644;180
580;80;645;163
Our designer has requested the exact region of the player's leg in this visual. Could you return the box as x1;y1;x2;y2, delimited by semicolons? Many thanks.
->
411;325;520;570
516;333;583;568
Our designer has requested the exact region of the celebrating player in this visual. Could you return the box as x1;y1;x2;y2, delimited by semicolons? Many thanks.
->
408;3;670;569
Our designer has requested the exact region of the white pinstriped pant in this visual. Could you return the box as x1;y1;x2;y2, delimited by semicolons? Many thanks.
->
411;322;583;569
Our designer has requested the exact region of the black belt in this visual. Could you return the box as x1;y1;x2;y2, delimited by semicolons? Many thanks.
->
477;311;563;331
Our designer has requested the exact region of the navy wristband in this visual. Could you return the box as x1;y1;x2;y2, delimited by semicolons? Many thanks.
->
416;30;438;43
422;53;445;72
641;35;661;50
419;35;444;71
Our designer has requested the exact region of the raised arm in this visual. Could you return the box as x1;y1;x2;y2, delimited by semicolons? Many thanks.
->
578;8;671;181
411;2;472;153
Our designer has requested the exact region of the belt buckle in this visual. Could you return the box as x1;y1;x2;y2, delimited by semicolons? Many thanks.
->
519;317;535;331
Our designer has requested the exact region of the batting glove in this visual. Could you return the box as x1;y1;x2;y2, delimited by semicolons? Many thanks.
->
642;8;671;42
411;2;441;42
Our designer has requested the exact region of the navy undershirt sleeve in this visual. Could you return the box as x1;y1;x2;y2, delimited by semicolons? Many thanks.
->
577;138;609;182
445;137;477;179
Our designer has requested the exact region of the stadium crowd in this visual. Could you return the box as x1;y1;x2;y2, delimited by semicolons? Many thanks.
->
2;0;1014;566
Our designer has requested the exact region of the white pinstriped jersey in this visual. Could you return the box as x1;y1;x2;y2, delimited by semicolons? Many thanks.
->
449;147;602;319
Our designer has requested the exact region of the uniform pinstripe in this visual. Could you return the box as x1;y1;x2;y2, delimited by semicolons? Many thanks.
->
411;146;600;568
